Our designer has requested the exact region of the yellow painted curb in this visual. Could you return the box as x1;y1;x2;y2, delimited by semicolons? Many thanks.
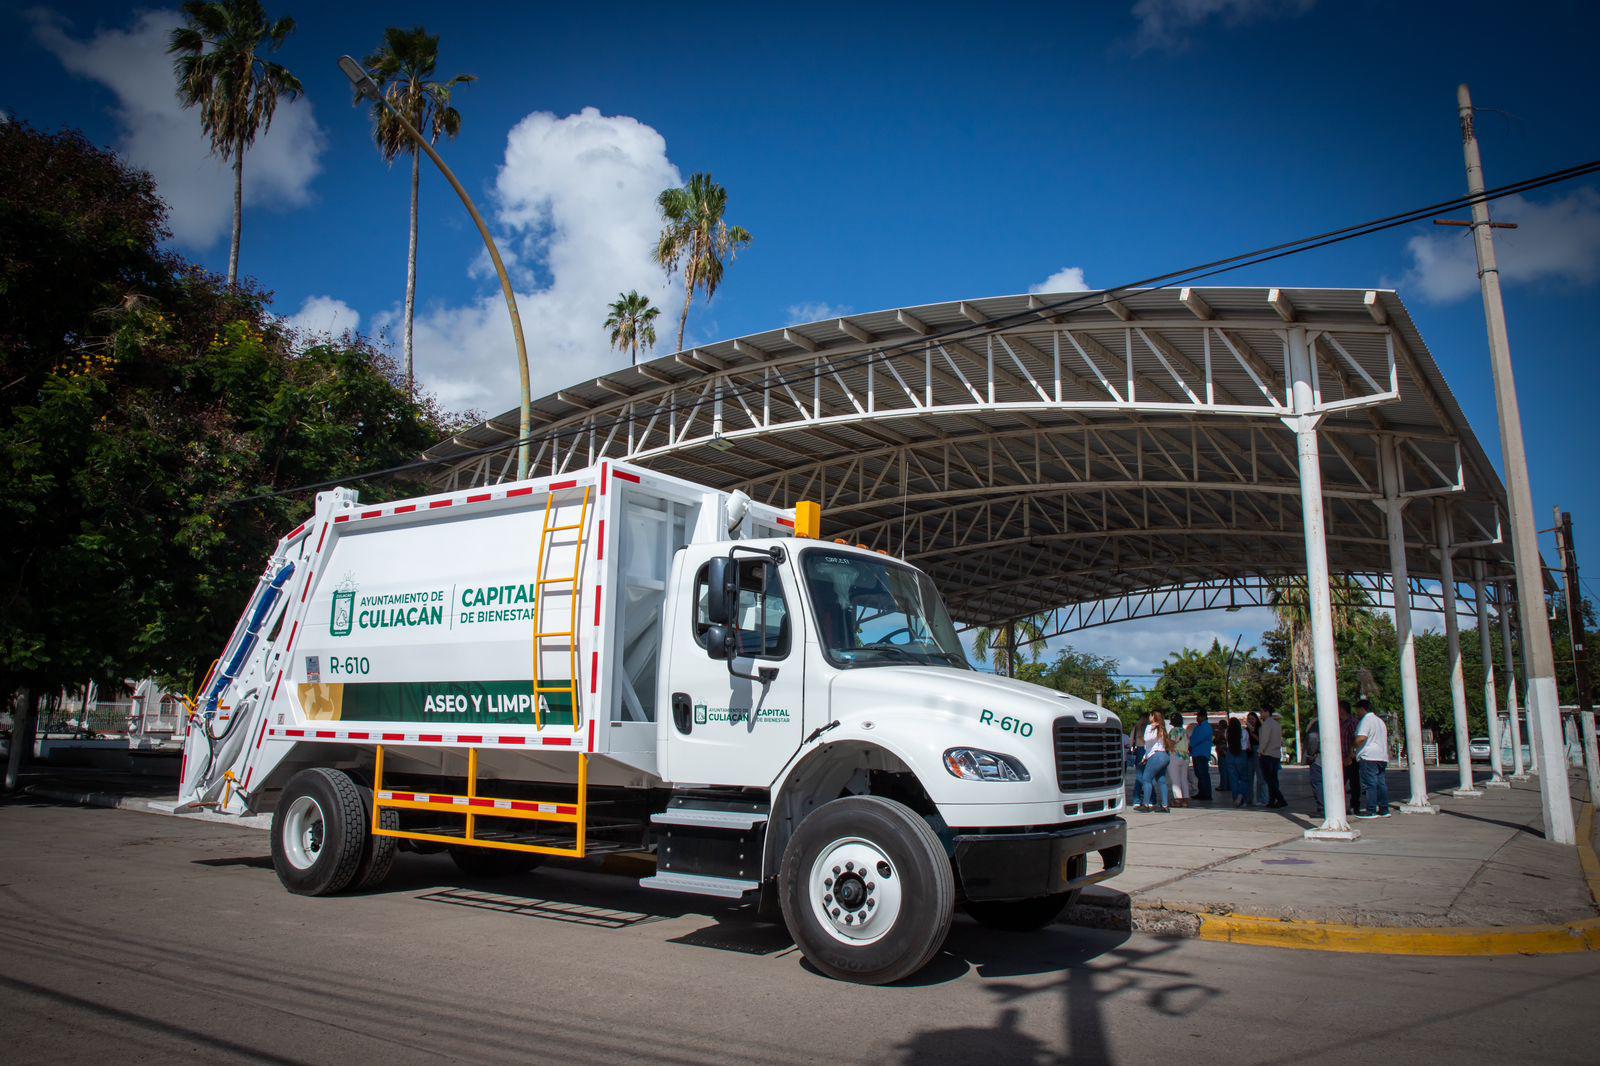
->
1195;802;1600;957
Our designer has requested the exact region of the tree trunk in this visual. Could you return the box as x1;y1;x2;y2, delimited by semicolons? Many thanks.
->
676;283;694;353
4;689;40;792
405;149;420;396
229;139;244;285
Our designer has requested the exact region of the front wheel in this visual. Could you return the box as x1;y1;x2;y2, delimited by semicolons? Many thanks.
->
964;891;1078;932
779;795;954;985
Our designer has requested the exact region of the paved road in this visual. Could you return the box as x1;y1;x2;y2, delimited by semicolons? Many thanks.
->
1;800;1595;1065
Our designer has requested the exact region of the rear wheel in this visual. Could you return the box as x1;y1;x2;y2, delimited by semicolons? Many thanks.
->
779;796;954;985
448;845;543;878
349;807;400;892
964;891;1078;932
271;768;367;896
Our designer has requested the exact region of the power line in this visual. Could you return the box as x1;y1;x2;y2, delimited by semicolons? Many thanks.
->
231;155;1600;506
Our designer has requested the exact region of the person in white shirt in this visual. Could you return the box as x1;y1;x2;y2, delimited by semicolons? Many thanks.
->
1352;698;1391;818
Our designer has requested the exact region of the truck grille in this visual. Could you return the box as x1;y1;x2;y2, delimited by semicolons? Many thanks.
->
1054;718;1125;792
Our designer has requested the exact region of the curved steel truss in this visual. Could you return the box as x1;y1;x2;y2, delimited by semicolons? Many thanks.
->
425;287;1512;631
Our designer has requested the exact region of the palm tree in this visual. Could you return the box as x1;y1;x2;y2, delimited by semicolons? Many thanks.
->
654;173;752;352
169;0;303;285
1268;574;1376;760
605;291;660;366
362;26;474;396
972;615;1047;678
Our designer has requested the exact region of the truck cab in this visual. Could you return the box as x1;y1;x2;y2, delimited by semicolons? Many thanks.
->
651;536;1127;979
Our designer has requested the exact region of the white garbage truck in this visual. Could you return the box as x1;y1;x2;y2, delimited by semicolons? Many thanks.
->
178;460;1127;983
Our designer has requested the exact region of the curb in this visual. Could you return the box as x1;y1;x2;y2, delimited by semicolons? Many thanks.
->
1178;803;1600;957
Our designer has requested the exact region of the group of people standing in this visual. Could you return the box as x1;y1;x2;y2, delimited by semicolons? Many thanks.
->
1130;708;1289;813
1304;697;1392;818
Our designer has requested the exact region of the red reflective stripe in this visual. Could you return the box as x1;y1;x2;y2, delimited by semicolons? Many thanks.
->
317;525;329;550
288;522;307;540
614;469;640;483
507;486;534;498
300;570;313;601
590;652;599;693
382;733;405;741
242;768;254;790
393;504;417;514
361;510;382;519
391;791;415;802
315;730;335;739
419;733;443;742
271;672;284;700
594;585;603;626
252;719;268;751
588;720;596;751
597;519;605;560
429;499;453;509
468;798;495;808
347;732;369;740
776;517;795;528
334;515;350;523
556;805;577;815
283;620;300;659
458;735;483;744
549;480;578;491
600;465;608;495
544;737;573;747
285;729;305;738
499;736;527;745
467;493;492;503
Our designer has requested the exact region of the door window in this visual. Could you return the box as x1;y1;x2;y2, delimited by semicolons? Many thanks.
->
694;559;791;659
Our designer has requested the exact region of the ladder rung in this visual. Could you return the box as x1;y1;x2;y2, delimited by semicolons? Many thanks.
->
545;523;585;532
535;577;578;587
532;631;575;640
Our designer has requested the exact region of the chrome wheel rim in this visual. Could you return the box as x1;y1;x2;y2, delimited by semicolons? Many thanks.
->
808;836;902;945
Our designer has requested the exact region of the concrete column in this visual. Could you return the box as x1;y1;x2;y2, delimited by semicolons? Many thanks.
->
1526;675;1541;776
1435;501;1482;797
1377;437;1435;814
1474;565;1508;788
1498;584;1527;779
1286;327;1356;841
1581;712;1599;806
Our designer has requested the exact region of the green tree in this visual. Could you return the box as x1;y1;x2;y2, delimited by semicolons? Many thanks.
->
605;290;660;366
654;173;752;352
169;0;303;285
1145;640;1269;723
1017;647;1141;729
1;122;460;783
971;615;1046;678
361;25;474;395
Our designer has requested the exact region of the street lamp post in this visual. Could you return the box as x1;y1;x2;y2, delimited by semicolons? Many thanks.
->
339;55;533;481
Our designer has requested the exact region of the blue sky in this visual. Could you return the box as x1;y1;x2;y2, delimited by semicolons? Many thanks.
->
6;1;1599;678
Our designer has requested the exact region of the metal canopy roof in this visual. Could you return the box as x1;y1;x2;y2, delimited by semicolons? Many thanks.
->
424;286;1514;632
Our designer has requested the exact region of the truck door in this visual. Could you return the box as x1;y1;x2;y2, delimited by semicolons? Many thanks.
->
660;544;806;787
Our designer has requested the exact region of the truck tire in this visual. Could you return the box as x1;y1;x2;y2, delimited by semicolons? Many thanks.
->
349;807;400;892
964;890;1078;932
779;795;954;985
448;846;543;878
271;768;367;896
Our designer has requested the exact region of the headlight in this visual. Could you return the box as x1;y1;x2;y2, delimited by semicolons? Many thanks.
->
943;748;1029;782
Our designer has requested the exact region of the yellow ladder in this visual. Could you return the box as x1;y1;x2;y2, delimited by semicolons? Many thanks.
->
531;485;591;731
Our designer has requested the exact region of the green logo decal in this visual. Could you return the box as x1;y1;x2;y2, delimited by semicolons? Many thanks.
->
692;702;792;725
331;587;355;637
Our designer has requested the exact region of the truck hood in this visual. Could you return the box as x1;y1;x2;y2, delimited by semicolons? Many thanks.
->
827;665;1112;729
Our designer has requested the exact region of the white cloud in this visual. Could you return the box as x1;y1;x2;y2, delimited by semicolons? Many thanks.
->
1030;266;1092;293
283;295;361;339
1397;189;1600;303
1129;0;1316;53
31;8;325;251
390;107;683;415
787;301;853;323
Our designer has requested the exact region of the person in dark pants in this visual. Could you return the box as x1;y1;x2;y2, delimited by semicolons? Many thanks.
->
1190;710;1214;802
1257;708;1287;808
1338;699;1360;815
1352;698;1392;818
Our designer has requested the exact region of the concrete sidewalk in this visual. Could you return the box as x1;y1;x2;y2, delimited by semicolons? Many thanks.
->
1080;763;1598;933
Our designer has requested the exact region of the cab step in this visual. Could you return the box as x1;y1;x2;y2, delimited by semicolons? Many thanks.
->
639;871;760;899
651;808;768;831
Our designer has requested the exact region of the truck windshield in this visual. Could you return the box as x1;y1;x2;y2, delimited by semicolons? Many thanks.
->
801;550;970;670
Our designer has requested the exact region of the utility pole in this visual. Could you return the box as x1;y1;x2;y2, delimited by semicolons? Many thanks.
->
1555;509;1598;804
1453;84;1573;843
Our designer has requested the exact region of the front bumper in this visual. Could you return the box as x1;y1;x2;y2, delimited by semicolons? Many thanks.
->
952;817;1126;901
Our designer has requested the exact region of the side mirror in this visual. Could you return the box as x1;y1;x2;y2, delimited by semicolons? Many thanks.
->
705;556;739;627
704;624;735;661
